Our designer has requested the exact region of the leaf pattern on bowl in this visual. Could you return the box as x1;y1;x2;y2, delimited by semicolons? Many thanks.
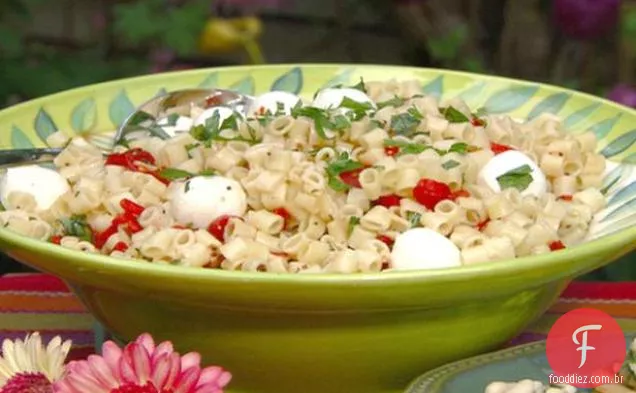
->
271;67;303;94
11;125;34;149
422;76;444;99
109;90;135;127
70;97;97;133
34;108;57;144
527;92;571;120
2;65;634;246
229;76;255;95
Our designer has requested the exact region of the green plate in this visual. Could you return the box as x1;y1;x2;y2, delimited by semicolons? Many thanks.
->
406;334;636;393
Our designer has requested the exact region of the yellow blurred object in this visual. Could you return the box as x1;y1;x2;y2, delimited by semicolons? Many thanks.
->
199;17;265;64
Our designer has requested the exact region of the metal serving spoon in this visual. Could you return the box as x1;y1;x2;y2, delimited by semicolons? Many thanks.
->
0;88;254;168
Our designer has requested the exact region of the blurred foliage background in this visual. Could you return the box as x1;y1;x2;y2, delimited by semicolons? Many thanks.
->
0;0;634;278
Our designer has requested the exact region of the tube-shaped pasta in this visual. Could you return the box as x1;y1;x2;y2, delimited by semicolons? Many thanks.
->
420;212;453;235
484;194;514;219
354;249;382;272
299;216;326;240
298;240;330;266
325;250;359;273
575;131;597;153
540;153;564;177
280;233;310;257
582;153;605;175
348;225;375;249
457;196;487;225
359;167;382;199
220;237;250;261
248;210;285;235
360;206;392;233
573;188;605;214
449;225;481;248
225;218;257;241
552;175;577;197
434;200;463;225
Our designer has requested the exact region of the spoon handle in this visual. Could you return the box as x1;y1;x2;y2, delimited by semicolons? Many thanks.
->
0;148;63;168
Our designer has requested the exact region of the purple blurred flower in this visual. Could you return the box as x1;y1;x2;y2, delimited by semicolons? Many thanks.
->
607;84;636;108
553;0;620;40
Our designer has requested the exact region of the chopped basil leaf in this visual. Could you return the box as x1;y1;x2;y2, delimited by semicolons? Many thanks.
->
331;114;351;131
219;112;240;131
146;125;171;140
165;113;180;126
441;106;470;123
185;143;199;152
390;109;422;136
127;111;155;126
347;216;361;236
158;168;193;181
350;77;367;93
496;164;533;191
291;106;332;139
339;97;374;121
199;169;216;176
370;119;386;129
275;102;286;116
59;215;93;242
190;110;255;145
448;142;469;154
442;160;461;170
377;96;406;109
474;107;488;117
184;180;192;193
326;152;364;191
384;139;430;155
406;211;421;227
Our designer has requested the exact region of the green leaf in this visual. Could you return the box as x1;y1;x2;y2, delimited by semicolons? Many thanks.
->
326;152;364;192
59;215;93;242
109;89;135;127
291;106;333;139
441;106;469;123
377;96;406;109
564;103;601;129
406;211;421;227
70;97;97;133
322;68;356;89
527;92;570;120
422;76;444;99
347;216;361;236
457;81;487;106
10;125;34;148
34;108;58;144
601;130;636;158
271;67;303;94
230;76;255;95
198;73;218;89
483;85;539;114
442;159;460;170
384;139;430;155
158;168;194;181
496;164;533;192
590;114;623;139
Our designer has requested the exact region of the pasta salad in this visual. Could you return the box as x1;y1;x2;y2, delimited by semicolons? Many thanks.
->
0;79;608;273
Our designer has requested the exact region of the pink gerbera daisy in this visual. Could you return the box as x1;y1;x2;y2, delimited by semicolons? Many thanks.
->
54;334;231;393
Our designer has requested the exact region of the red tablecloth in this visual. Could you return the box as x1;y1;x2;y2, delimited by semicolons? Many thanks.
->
2;273;636;359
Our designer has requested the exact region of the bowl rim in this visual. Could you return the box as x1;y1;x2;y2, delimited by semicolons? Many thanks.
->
1;63;635;286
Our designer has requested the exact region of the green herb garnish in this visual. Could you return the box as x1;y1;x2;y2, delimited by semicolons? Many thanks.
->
199;169;216;176
184;180;192;193
165;113;180;126
347;216;361;236
390;107;423;136
331;114;351;131
190;111;255;146
384;139;430;156
127;111;155;127
339;97;375;121
377;96;406;109
59;215;93;242
326;152;364;192
442;160;461;170
448;142;469;154
158;168;193;181
441;106;470;123
406;211;421;227
496;165;533;191
291;106;333;139
350;77;367;92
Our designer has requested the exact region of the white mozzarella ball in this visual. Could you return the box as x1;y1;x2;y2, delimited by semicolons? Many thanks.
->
193;107;236;128
390;228;461;270
156;116;193;137
169;175;247;229
0;165;70;211
477;150;547;197
249;91;302;116
312;88;376;111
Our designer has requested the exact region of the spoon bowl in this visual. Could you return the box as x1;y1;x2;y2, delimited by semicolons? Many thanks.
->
0;88;254;168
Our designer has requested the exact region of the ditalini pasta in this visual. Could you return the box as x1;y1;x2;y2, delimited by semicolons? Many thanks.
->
0;79;609;273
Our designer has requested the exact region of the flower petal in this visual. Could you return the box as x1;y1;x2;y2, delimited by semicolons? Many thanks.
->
119;346;139;384
180;353;201;371
194;382;225;393
173;366;201;393
129;342;151;384
101;341;123;380
151;342;174;364
198;367;231;388
65;370;107;393
135;333;156;354
87;355;119;390
163;353;182;391
150;353;172;389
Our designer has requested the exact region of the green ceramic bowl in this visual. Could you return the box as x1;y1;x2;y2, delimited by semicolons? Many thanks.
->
0;65;635;393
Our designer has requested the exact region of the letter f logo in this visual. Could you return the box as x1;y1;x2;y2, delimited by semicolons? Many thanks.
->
572;324;602;368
